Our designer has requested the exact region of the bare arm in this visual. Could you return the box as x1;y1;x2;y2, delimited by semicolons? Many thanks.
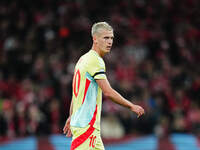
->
69;99;73;117
63;99;73;137
96;79;145;117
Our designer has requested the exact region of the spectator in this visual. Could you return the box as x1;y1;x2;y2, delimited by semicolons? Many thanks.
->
0;0;199;139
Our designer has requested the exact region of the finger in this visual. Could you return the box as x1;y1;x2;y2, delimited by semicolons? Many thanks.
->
63;125;67;131
138;111;143;117
67;130;72;137
63;125;69;134
137;113;141;118
63;127;66;133
64;129;67;134
141;110;144;115
63;129;67;134
140;109;144;115
142;110;145;115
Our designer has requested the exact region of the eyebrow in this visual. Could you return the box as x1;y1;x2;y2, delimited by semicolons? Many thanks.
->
104;36;114;38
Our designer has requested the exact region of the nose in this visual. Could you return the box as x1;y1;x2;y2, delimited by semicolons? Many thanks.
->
108;38;113;45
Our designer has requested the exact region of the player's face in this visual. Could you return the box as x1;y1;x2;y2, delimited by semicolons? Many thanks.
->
95;29;114;54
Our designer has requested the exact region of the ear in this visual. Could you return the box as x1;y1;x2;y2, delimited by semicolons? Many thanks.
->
93;36;98;44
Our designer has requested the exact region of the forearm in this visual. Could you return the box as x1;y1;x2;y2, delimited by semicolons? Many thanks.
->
96;79;144;117
96;79;134;109
69;99;73;117
105;88;134;109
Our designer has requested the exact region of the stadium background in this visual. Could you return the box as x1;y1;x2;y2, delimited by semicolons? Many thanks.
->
0;0;200;149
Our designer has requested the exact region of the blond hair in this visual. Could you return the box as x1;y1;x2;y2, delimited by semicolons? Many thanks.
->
91;22;113;36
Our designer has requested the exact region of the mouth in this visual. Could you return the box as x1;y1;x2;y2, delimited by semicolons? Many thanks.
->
106;46;112;50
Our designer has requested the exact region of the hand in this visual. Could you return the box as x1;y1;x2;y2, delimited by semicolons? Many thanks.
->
130;104;145;118
63;117;72;137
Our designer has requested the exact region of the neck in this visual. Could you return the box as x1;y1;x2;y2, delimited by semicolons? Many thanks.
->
91;44;105;57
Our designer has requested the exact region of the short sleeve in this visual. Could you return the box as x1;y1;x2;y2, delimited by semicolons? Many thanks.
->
88;57;106;80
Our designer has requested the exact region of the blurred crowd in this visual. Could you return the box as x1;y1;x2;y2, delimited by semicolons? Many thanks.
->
0;0;200;140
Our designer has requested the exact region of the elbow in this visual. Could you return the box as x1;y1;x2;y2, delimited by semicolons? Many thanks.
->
103;88;114;98
104;91;111;98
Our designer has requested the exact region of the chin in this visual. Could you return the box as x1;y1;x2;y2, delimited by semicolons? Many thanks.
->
101;49;110;55
104;50;110;54
106;49;111;52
